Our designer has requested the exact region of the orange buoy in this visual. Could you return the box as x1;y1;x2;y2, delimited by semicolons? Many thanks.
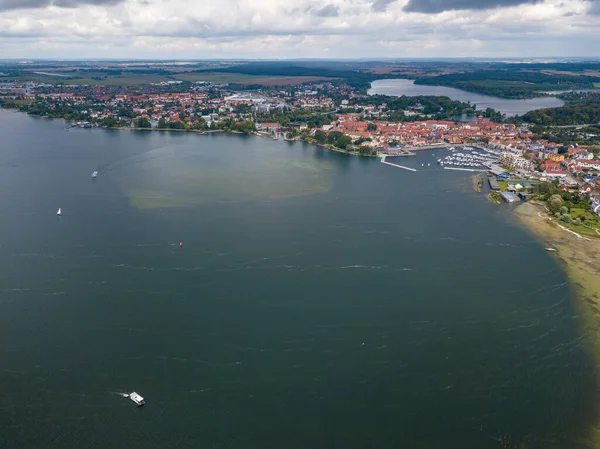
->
179;242;183;248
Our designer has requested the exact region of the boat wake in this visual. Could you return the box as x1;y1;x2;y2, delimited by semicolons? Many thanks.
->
111;391;131;398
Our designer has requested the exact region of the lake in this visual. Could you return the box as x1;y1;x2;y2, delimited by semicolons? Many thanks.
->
368;79;565;117
0;109;595;449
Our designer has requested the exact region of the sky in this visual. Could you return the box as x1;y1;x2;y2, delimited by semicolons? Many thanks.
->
0;0;599;59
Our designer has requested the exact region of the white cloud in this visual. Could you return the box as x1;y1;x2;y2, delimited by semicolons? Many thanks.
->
0;0;598;58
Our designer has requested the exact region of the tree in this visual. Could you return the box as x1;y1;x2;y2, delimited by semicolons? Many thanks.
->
101;116;118;128
327;131;343;144
335;135;352;149
314;130;327;144
235;104;252;114
559;206;569;215
367;122;377;131
135;117;151;128
560;214;572;223
168;121;186;130
358;146;374;155
355;137;372;145
548;194;564;214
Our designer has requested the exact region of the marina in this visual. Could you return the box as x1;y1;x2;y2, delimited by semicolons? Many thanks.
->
381;145;500;175
437;146;499;170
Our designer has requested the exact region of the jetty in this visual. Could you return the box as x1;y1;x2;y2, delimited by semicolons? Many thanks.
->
443;166;484;172
381;156;417;172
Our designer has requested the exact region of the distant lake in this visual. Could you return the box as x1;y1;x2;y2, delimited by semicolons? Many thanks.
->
369;79;565;117
32;71;70;77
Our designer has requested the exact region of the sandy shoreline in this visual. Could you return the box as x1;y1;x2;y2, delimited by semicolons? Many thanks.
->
514;202;600;446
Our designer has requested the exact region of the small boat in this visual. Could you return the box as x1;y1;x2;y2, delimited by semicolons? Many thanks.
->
57;208;62;216
545;247;557;252
91;171;98;178
129;392;145;406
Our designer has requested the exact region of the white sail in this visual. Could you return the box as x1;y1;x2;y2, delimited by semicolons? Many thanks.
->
57;208;61;216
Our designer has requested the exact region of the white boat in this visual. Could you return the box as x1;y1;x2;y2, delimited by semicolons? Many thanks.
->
129;392;145;406
57;208;61;216
545;247;557;252
91;171;98;178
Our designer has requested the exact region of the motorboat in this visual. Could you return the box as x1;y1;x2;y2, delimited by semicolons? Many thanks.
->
129;392;145;406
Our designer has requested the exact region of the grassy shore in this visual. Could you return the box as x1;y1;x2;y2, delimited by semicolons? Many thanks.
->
514;202;600;446
471;175;483;192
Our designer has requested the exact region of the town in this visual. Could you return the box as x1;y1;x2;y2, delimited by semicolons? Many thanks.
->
1;78;599;223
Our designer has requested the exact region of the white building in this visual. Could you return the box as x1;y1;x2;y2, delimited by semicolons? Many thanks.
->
500;152;533;171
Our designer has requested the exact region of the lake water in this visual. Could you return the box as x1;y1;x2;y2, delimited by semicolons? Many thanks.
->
0;109;596;449
369;79;565;117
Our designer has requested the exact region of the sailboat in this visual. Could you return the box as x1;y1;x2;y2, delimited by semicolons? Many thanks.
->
57;208;62;216
91;171;98;178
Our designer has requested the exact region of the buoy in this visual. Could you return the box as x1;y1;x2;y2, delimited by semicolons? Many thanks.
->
179;242;183;248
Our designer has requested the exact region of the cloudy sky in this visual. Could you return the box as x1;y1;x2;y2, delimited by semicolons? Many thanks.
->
0;0;598;58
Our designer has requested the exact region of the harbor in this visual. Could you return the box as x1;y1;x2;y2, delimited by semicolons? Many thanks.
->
380;145;501;175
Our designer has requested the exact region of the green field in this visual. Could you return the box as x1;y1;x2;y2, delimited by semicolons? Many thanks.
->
4;72;169;85
172;72;272;83
564;206;600;237
3;70;334;86
172;71;334;85
62;75;168;86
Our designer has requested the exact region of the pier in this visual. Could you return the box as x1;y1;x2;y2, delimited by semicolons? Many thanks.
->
443;166;485;172
381;156;417;172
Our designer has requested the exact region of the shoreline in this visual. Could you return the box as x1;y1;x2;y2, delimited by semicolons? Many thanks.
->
1;108;382;158
513;202;600;446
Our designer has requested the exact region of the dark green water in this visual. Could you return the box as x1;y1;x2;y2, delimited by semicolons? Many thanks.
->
0;110;596;449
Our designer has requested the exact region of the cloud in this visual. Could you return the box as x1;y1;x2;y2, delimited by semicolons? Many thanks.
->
312;4;340;17
0;0;122;11
0;0;598;58
403;0;542;14
588;0;600;14
371;0;395;12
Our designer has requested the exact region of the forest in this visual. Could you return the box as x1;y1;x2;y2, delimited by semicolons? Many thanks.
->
414;70;600;99
521;104;600;126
